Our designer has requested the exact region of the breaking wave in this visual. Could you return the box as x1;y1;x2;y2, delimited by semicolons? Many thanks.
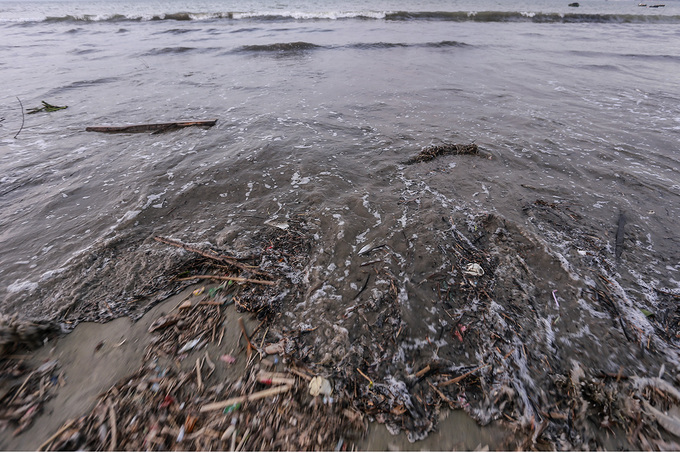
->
10;10;680;25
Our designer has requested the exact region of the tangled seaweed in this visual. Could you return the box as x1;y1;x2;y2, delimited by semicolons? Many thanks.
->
404;143;478;164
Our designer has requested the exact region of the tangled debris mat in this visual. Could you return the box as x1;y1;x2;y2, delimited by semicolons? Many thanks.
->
1;316;64;436
4;210;680;451
404;143;479;164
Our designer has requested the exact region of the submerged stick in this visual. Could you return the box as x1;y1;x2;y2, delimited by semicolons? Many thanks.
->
14;97;24;139
86;119;217;134
199;385;291;412
176;274;276;286
439;363;489;387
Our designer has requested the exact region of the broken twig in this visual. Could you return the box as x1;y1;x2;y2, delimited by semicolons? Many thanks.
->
14;97;24;139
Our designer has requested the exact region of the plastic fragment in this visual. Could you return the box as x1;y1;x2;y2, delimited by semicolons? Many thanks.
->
179;336;202;354
309;376;332;397
220;354;236;364
223;402;241;414
463;263;484;277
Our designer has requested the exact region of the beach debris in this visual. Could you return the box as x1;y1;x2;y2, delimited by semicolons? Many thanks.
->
29;207;680;451
463;263;484;277
0;359;60;436
552;290;560;309
264;340;285;355
0;315;62;356
404;143;478;164
26;101;68;114
178;336;203;354
148;313;180;332
85;119;217;134
220;354;236;364
200;385;292;412
257;371;296;386
309;376;332;397
13;97;25;139
453;324;467;342
38;218;368;450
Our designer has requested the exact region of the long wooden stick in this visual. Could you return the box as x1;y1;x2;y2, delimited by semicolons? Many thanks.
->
108;404;117;451
176;274;276;286
196;358;203;390
86;120;217;133
38;419;76;451
200;385;291;412
439;364;489;387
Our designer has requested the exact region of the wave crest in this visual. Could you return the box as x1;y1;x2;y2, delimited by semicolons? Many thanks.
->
11;10;680;25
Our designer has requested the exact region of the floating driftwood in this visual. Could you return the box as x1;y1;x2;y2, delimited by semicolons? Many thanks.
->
405;143;478;164
85;120;217;134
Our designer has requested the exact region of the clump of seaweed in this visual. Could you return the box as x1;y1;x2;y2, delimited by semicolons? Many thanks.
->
405;143;478;164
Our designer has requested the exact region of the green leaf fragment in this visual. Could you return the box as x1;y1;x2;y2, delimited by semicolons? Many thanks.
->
27;101;68;114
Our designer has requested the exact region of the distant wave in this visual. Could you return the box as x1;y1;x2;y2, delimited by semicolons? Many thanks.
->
234;40;469;53
385;11;680;23
236;42;322;52
348;40;469;50
144;46;223;55
11;10;680;24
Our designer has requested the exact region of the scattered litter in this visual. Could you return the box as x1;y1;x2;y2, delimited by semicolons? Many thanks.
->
220;354;236;364
552;290;560;309
264;340;285;355
309;376;333;397
178;336;203;354
463;263;484;277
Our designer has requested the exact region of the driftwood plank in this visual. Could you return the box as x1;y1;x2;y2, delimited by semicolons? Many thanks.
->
86;120;217;134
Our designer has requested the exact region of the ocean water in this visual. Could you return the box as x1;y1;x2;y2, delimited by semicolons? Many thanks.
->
1;0;680;443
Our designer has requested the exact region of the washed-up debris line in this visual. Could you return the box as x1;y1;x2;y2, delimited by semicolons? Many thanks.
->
41;218;366;451
404;143;478;164
24;208;680;450
1;315;64;436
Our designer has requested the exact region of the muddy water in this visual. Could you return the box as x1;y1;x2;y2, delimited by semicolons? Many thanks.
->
1;0;680;447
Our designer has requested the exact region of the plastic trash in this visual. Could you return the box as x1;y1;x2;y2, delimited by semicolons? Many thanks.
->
463;263;484;277
309;376;332;396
